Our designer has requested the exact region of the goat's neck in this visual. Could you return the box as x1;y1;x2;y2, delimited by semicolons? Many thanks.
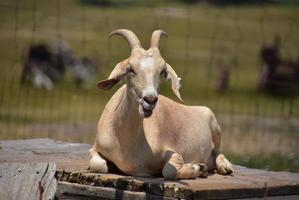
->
115;85;143;140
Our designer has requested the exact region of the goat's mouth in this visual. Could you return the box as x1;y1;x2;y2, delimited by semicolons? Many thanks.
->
140;106;153;118
138;100;156;118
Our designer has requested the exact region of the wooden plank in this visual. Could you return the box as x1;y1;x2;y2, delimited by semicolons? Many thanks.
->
56;181;176;200
0;162;57;200
0;138;90;171
1;138;298;199
56;181;299;200
56;165;299;199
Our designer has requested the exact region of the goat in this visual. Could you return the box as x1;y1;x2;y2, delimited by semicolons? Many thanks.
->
89;29;233;179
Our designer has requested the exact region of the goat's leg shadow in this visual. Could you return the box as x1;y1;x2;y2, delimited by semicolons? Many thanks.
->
162;151;208;180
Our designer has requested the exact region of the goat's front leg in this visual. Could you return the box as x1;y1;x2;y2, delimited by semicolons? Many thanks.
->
89;146;108;173
162;152;208;180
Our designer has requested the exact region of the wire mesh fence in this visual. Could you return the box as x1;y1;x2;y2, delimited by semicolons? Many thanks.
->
0;0;298;171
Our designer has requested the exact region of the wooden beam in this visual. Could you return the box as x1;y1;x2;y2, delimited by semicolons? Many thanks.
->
0;162;56;200
56;181;176;200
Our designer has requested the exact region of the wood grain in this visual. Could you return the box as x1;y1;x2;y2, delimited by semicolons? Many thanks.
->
0;138;90;171
0;162;56;200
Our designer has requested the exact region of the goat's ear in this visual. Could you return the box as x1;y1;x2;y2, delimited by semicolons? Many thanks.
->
97;59;128;90
165;63;183;102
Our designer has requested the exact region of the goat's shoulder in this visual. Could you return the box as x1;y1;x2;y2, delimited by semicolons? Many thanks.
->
156;95;215;117
158;94;185;106
191;106;216;122
156;95;186;111
193;106;214;114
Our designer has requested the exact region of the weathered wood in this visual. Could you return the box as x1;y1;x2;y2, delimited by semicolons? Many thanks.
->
56;181;299;200
55;166;299;199
0;139;87;199
56;181;176;200
0;138;90;171
0;138;298;200
0;162;57;200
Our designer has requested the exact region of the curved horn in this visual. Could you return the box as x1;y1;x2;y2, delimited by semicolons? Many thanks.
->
109;29;141;50
150;30;168;49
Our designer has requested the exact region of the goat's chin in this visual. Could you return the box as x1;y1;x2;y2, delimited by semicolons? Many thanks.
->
139;104;153;118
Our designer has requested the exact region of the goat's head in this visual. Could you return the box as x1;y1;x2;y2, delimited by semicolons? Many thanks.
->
97;29;183;118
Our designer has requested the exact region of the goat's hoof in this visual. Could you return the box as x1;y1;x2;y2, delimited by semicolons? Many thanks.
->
216;155;234;175
189;163;208;178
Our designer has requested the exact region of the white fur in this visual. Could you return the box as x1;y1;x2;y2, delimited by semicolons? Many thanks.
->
142;86;157;98
140;57;154;70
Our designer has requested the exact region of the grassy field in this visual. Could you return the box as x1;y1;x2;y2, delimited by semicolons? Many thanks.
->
0;0;298;172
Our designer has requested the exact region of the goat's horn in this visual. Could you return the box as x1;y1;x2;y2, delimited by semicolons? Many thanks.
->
150;30;168;49
109;29;141;50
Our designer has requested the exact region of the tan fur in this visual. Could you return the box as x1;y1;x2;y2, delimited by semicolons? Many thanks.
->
90;29;233;179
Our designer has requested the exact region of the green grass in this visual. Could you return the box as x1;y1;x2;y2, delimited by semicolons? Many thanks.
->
229;153;299;172
0;0;298;171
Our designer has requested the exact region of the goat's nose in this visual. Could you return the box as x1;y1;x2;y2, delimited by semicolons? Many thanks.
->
143;95;158;105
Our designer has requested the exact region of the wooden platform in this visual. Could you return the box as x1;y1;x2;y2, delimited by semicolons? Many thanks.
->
0;138;298;199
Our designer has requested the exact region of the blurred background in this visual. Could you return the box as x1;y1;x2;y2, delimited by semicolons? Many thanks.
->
0;0;298;172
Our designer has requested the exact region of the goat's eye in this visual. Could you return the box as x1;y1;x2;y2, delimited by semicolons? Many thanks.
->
128;68;136;76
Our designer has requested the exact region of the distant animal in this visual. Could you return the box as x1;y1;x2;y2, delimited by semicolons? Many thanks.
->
215;52;231;92
89;29;233;179
259;36;281;90
21;44;56;90
259;36;299;91
21;41;99;89
52;41;98;87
